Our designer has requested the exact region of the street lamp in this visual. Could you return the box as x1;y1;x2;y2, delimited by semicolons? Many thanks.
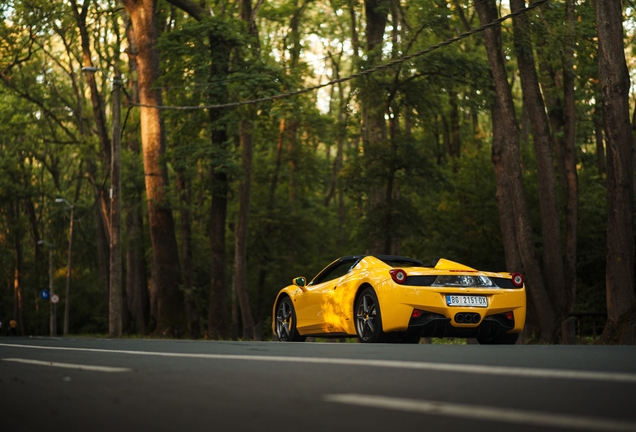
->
81;65;123;337
55;197;74;336
37;240;56;337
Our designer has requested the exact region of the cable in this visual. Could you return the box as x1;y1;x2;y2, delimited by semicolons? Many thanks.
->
156;3;488;91
135;0;548;111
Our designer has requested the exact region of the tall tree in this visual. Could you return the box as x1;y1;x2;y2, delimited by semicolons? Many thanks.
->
595;0;636;344
122;0;186;336
510;0;566;324
475;0;556;342
69;0;112;309
233;0;260;341
124;17;150;335
362;0;389;254
164;0;235;340
561;0;578;313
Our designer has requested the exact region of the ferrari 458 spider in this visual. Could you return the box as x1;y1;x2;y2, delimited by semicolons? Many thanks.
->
272;255;525;344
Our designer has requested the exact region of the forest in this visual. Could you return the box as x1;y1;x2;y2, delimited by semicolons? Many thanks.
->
0;0;634;343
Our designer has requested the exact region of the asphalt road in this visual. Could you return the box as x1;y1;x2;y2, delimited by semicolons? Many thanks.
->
1;337;636;432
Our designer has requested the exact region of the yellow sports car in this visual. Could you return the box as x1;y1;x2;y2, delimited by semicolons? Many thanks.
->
272;255;525;344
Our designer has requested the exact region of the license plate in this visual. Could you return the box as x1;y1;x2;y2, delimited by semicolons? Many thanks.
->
446;295;488;307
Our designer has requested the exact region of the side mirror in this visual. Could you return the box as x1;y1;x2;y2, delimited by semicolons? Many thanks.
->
293;277;307;289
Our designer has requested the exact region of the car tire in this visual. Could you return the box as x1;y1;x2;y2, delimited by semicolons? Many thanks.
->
355;287;387;343
477;332;519;345
275;297;306;342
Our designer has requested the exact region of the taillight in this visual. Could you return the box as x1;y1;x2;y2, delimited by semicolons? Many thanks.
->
505;311;514;320
412;309;424;318
390;269;407;284
511;273;524;287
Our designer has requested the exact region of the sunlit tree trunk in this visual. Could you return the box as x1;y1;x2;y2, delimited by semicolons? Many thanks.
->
124;18;150;335
123;0;186;337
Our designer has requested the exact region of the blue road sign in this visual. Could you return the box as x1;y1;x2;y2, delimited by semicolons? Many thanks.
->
40;290;50;300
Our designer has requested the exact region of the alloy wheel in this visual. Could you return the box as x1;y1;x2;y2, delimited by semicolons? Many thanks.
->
276;300;292;341
356;293;378;341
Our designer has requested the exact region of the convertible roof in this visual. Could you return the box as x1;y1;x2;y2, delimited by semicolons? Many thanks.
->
371;255;425;267
338;254;429;267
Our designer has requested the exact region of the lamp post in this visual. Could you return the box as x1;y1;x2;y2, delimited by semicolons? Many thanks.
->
55;197;73;336
37;240;56;337
81;66;122;337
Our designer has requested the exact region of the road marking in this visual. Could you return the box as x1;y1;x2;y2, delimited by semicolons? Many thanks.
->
324;394;636;431
1;343;636;383
2;358;132;372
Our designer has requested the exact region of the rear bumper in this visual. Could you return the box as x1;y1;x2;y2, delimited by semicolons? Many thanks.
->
404;311;518;339
375;283;526;334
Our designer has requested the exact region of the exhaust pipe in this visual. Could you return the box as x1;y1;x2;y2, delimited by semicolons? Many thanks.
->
454;313;481;324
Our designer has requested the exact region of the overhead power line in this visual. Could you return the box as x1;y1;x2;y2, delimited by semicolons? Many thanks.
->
135;0;548;111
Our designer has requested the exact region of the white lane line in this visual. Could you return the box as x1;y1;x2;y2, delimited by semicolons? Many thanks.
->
1;343;635;383
2;358;131;373
324;394;636;432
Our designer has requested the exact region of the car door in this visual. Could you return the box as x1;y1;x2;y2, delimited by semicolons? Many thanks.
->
330;258;374;334
294;258;359;334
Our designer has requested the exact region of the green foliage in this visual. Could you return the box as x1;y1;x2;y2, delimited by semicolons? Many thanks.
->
0;0;624;339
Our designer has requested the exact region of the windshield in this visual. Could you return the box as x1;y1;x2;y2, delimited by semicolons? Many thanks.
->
310;257;360;285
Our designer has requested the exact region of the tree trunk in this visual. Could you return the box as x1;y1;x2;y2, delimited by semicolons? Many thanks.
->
384;102;399;254
325;59;347;208
234;0;262;341
286;120;299;202
511;0;566;323
163;0;232;341
475;0;557;342
123;0;186;337
25;198;44;332
177;172;200;338
70;0;112;308
13;210;25;336
491;95;523;274
595;0;636;344
284;1;308;204
235;119;257;340
363;0;389;254
70;0;111;167
124;16;150;335
562;0;578;314
206;32;231;341
126;198;149;335
594;104;606;177
532;12;568;197
448;88;461;158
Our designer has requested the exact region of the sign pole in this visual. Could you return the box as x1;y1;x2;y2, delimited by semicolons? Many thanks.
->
48;244;56;337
